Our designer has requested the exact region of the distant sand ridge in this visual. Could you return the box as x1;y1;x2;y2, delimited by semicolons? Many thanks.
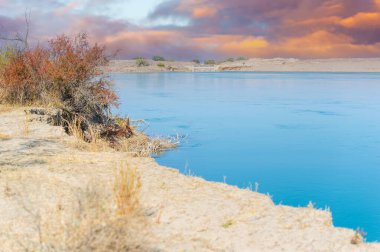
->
104;58;380;73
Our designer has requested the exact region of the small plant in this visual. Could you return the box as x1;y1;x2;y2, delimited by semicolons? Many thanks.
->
204;59;216;65
152;55;165;61
222;219;235;228
351;228;367;244
114;161;141;216
166;66;177;71
192;59;200;64
236;56;248;61
157;62;165;68
226;58;234;62
135;57;149;67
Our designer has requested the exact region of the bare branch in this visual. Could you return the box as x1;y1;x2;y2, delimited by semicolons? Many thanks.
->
0;9;31;50
24;9;31;49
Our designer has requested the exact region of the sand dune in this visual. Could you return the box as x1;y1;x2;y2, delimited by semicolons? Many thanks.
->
0;107;379;251
104;58;380;73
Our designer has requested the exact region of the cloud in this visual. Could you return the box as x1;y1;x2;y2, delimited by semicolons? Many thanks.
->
54;0;82;16
192;7;217;18
1;0;380;59
192;35;269;56
340;12;380;28
0;14;28;41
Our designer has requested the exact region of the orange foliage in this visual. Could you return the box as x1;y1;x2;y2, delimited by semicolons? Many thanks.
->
0;33;118;112
1;47;50;103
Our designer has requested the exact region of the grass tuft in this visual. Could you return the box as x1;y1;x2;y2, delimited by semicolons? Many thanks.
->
5;166;147;251
221;219;235;229
23;113;30;136
114;161;141;216
351;228;366;244
0;132;10;140
116;130;179;157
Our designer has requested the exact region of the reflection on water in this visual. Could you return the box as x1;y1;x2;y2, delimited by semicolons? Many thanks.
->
113;72;380;241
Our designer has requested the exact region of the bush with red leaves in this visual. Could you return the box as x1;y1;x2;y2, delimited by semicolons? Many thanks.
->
0;33;118;125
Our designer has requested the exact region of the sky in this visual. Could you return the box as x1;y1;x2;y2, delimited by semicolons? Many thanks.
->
1;0;380;60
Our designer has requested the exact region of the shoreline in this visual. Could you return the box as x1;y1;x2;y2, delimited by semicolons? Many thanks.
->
104;58;380;73
1;106;380;251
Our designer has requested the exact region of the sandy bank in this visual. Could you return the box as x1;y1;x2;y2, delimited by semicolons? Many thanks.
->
105;58;380;73
0;107;379;251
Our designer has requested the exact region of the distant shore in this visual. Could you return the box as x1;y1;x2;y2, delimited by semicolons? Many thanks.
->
104;58;380;73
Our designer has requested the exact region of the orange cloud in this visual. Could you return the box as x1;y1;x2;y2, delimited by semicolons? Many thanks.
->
283;16;341;28
217;37;268;56
192;7;217;18
103;30;180;45
339;12;380;28
192;35;269;57
271;30;380;58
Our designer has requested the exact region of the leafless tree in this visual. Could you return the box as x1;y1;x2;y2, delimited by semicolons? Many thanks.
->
0;10;30;50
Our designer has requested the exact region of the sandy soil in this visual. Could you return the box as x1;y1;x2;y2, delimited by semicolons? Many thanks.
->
1;107;380;251
105;58;380;73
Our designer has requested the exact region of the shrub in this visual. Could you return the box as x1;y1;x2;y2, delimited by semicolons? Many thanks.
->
0;47;15;72
0;46;50;104
226;58;234;62
0;34;117;117
47;34;118;124
192;59;200;64
157;63;165;68
135;57;149;67
204;59;216;65
152;55;165;61
0;33;127;143
236;56;248;61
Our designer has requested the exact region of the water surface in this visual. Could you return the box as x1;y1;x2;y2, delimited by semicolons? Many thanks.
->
113;72;380;241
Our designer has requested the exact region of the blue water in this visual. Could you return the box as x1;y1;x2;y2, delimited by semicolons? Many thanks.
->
113;72;380;241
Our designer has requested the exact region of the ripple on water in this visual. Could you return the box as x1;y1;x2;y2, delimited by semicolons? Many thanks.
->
295;109;342;116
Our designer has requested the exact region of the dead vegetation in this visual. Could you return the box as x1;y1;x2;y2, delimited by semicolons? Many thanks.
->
0;132;10;140
351;228;367;245
0;104;15;113
114;161;141;216
30;108;178;155
116;131;179;157
4;161;150;252
23;113;30;136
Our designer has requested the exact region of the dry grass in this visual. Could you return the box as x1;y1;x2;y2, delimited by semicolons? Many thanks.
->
66;117;179;156
0;104;13;113
23;113;30;136
0;132;10;140
5;162;148;251
351;228;366;244
66;116;111;152
114;161;141;216
117;131;179;157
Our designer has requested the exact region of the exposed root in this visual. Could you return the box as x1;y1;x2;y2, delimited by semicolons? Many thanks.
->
27;108;178;156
